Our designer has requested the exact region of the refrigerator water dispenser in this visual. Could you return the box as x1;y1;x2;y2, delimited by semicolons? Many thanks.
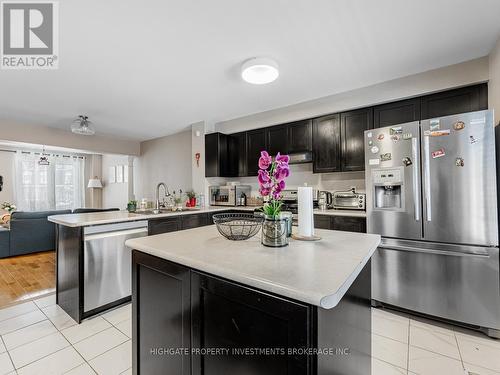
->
371;168;404;210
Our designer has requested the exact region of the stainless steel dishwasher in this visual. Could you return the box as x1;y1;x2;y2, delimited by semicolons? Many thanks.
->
83;220;148;312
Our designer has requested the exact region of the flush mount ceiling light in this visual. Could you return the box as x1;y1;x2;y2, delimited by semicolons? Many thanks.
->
71;115;95;136
241;57;279;85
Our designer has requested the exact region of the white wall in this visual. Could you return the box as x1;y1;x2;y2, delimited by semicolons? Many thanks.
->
0;151;15;208
216;57;489;134
102;154;130;209
0;121;140;156
490;37;500;125
135;131;192;202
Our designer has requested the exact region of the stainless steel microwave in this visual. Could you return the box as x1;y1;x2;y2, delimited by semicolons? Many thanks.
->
209;185;251;206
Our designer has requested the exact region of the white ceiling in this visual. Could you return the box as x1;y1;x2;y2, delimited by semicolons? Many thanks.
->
0;0;499;141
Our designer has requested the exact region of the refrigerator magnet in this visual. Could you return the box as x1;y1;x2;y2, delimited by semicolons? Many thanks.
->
431;148;445;159
367;132;373;138
368;140;373;146
455;157;464;167
371;146;379;154
453;121;465;131
430;119;440;130
380;153;392;162
470;135;478;144
430;129;450;137
390;126;402;135
391;135;400;142
402;133;413;140
402;157;413;167
377;133;385;141
369;158;380;165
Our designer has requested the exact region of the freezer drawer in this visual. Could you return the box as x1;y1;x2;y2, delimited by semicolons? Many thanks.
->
84;221;148;312
372;242;500;331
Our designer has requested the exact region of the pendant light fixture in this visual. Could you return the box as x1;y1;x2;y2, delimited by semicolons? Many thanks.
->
38;146;50;166
71;115;96;135
241;57;279;85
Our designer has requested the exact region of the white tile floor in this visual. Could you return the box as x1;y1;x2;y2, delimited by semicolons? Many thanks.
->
0;294;499;374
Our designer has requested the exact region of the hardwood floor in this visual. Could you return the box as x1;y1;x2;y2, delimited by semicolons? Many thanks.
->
0;251;55;308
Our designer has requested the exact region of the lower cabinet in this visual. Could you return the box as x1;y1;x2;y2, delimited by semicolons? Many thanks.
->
132;252;313;375
314;214;367;233
148;217;179;235
191;272;312;375
332;216;366;233
132;251;191;375
180;214;208;230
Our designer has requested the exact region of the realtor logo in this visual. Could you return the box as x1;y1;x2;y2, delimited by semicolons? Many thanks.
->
1;1;58;69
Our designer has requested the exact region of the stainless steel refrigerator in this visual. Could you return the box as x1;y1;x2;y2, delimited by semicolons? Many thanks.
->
365;110;500;337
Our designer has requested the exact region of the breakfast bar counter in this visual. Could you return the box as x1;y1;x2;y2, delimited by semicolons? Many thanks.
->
127;226;380;375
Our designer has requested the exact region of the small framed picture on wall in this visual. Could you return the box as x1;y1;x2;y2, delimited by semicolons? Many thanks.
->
109;166;116;183
116;165;124;183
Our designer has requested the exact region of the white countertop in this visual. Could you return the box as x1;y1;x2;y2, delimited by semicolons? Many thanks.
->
48;206;365;227
314;209;366;218
126;226;380;309
47;206;256;227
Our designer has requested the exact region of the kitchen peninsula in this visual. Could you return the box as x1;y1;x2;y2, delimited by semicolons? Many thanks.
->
126;225;380;375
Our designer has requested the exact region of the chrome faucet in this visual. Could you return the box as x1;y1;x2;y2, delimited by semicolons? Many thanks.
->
154;182;171;214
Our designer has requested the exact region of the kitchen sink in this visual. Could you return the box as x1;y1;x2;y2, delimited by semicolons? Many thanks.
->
132;208;200;215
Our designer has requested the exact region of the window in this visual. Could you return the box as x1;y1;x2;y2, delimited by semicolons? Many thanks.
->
15;152;85;211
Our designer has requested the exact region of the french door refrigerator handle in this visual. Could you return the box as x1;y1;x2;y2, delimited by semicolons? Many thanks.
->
423;134;431;221
412;137;420;221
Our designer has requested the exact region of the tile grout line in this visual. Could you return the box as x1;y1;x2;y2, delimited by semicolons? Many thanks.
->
406;317;410;374
0;334;16;374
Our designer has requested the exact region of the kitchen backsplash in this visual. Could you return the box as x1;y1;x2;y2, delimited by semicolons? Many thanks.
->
206;163;366;197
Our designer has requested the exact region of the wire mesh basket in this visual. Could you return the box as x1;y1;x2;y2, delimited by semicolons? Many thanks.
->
212;213;264;241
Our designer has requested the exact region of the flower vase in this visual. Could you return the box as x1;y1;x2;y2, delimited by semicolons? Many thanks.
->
261;215;289;247
189;197;196;207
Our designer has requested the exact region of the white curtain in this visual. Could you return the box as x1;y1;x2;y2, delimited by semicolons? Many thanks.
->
14;151;85;211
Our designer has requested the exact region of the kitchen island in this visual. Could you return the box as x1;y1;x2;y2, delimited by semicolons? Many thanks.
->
126;226;380;375
48;207;251;323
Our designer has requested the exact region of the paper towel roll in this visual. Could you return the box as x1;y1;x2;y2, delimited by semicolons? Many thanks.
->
298;187;314;237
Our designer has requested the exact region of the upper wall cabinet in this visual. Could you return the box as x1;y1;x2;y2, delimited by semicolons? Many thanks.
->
246;129;267;176
420;83;488;120
341;107;373;172
312;114;341;173
265;125;288;156
373;98;421;128
287;120;312;153
232;132;247;177
205;133;227;177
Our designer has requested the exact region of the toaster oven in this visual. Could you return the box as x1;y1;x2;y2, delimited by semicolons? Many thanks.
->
332;189;366;210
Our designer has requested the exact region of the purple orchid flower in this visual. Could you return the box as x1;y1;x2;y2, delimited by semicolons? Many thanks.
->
275;152;290;165
258;151;272;170
273;164;290;181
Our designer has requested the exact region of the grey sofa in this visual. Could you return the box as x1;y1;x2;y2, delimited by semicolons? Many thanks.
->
1;208;120;258
8;210;72;256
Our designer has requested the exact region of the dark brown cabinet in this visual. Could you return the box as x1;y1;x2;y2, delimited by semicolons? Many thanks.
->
341;108;373;172
420;83;488;120
205;133;234;177
148;217;180;235
266;124;288;156
232;132;248;177
314;215;331;230
191;272;311;375
132;252;372;375
132;251;191;375
314;214;366;233
312;114;341;173
331;216;366;233
246;129;267;176
180;214;208;230
373;98;421;128
288;120;312;153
